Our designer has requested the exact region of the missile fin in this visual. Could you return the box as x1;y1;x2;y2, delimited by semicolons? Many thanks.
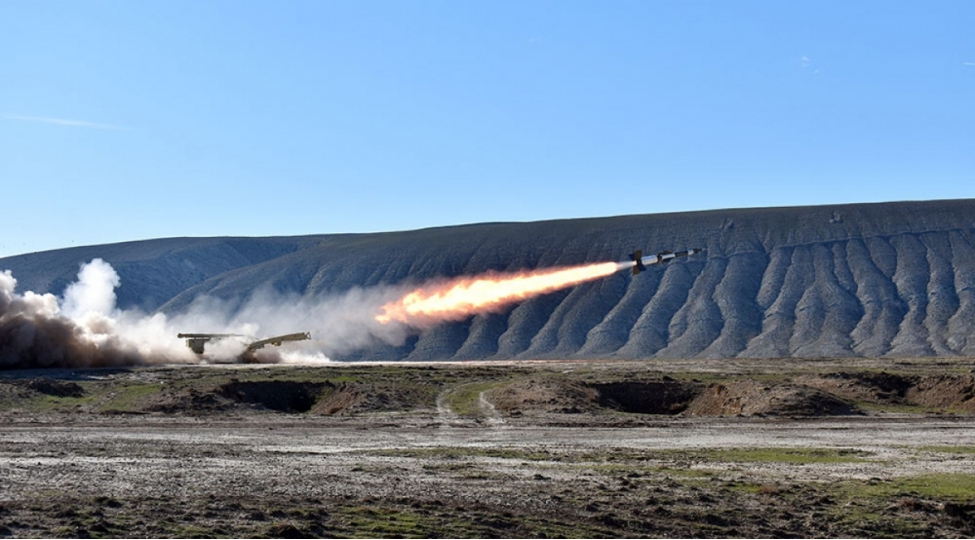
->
629;250;647;275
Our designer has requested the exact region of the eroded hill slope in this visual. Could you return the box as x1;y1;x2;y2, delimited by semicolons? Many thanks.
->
3;199;974;360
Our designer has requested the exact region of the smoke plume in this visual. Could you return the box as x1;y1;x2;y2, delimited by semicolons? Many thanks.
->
1;257;632;369
0;261;146;369
0;259;414;369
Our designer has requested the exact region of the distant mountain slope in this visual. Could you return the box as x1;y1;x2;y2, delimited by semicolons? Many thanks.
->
3;199;974;360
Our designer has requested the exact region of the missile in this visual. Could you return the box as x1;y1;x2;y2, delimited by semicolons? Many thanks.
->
628;248;705;275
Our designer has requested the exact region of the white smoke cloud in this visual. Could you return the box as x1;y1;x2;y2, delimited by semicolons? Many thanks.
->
0;258;419;369
61;258;119;319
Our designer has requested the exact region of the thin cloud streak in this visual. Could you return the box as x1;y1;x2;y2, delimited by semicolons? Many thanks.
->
3;114;126;130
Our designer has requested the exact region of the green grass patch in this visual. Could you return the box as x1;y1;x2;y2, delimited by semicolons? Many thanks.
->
338;506;432;538
856;400;934;413
824;473;975;535
21;393;91;412
332;503;615;539
894;474;975;500
699;447;873;464
96;383;164;412
919;445;975;454
443;381;506;416
849;473;975;501
14;382;102;413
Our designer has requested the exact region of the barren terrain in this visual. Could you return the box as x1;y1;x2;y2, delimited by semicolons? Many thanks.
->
3;358;975;537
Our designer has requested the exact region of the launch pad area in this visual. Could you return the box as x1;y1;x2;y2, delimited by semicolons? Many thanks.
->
2;358;975;537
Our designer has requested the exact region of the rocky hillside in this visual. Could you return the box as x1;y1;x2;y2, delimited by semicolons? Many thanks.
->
3;199;974;360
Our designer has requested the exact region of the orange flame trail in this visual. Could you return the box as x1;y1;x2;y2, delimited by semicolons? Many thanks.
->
376;261;626;326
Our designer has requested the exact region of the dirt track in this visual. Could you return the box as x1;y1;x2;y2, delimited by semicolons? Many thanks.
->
2;359;975;537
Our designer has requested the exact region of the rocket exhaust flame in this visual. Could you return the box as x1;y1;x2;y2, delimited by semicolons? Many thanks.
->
376;261;629;326
1;247;696;369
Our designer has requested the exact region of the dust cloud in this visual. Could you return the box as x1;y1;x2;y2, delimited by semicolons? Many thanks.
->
0;259;417;369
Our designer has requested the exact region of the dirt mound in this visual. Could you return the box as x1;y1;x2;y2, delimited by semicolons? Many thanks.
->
311;383;363;415
145;380;330;414
592;379;702;415
488;378;702;416
907;375;975;411
20;378;85;398
311;382;431;415
685;381;860;417
488;379;600;414
144;379;428;416
146;387;236;414
802;372;975;412
219;380;329;413
801;371;915;404
488;377;858;418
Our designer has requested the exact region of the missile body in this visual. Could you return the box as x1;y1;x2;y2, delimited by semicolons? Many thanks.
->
628;248;705;275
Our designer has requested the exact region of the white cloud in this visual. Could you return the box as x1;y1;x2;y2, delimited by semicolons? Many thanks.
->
3;114;126;130
965;62;975;67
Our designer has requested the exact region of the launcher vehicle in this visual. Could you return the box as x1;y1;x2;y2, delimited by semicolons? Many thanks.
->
177;332;311;358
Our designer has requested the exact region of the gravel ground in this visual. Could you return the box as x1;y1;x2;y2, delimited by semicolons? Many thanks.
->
2;415;975;537
2;360;975;537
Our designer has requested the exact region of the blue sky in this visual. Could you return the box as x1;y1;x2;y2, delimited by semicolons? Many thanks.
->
2;0;973;258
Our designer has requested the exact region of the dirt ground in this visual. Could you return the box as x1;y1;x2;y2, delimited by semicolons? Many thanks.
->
2;358;975;538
